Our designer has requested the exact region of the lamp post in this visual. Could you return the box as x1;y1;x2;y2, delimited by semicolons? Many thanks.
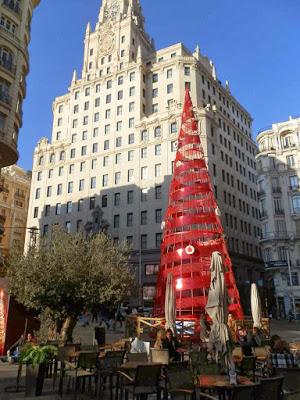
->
286;248;297;319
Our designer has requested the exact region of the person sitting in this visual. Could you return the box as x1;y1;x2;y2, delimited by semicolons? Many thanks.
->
251;326;265;347
236;326;253;356
270;339;298;369
154;329;166;350
162;328;181;362
25;332;37;344
130;336;147;353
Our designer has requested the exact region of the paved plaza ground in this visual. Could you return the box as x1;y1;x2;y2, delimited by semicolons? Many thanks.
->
0;319;299;400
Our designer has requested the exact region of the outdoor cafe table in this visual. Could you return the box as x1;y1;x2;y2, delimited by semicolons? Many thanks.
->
120;361;161;371
196;374;254;400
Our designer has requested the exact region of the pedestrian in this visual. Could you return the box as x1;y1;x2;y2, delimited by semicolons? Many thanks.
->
288;309;294;323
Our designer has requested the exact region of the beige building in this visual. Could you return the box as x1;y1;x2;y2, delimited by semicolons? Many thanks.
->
256;116;300;319
0;0;40;169
25;0;263;310
0;165;31;260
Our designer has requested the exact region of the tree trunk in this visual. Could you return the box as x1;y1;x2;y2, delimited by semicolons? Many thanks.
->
59;316;77;343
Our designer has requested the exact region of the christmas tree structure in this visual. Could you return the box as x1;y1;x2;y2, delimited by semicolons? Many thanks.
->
154;89;244;320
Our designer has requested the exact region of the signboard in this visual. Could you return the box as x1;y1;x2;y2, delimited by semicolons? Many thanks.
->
266;261;288;270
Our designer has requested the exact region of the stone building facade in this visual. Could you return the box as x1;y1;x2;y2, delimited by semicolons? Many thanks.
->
25;0;263;310
256;116;300;318
0;0;40;169
0;165;31;260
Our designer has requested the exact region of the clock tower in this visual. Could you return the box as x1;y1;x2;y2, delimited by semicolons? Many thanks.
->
81;0;154;80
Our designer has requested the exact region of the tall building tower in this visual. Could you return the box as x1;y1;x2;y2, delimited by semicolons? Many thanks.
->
25;0;263;311
256;116;300;319
0;0;41;170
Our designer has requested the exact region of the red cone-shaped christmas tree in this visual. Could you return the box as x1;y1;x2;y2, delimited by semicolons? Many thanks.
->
154;89;243;320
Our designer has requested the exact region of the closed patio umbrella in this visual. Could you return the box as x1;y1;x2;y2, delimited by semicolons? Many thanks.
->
251;283;262;329
205;252;235;372
165;272;176;334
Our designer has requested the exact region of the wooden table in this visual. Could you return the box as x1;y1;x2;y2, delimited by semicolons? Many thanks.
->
197;374;254;400
120;361;161;371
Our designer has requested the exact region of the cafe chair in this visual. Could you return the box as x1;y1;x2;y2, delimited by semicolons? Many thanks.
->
240;356;256;381
97;350;125;400
60;351;99;399
119;364;162;400
127;352;148;362
228;383;261;400
198;363;219;375
275;367;300;396
259;376;284;400
55;344;78;391
151;348;170;365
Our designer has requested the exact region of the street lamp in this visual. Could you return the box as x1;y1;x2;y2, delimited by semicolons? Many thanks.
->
286;247;297;319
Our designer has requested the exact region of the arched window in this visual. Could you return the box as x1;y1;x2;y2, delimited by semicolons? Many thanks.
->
38;156;44;166
49;153;55;163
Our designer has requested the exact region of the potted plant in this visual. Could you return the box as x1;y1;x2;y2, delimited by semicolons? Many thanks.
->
20;344;57;397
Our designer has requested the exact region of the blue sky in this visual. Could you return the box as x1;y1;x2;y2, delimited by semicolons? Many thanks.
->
19;0;300;170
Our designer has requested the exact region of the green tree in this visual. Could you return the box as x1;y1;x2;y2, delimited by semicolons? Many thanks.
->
7;226;136;342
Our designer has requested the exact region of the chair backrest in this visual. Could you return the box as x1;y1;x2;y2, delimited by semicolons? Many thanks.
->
230;383;261;400
150;348;169;365
199;363;219;375
127;352;148;362
78;351;99;370
57;345;77;362
135;364;162;387
254;346;269;359
100;350;125;372
166;368;194;392
259;376;284;400
275;368;300;393
189;349;208;367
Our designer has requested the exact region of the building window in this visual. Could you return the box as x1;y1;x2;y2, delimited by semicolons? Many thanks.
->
128;150;134;161
67;201;72;214
127;190;133;204
68;181;73;193
170;122;177;134
114;214;120;228
126;236;133;246
152;88;158;98
184;66;191;76
290;175;298;189
57;184;62;195
143;286;156;300
90;197;95;210
116;137;122;147
292;195;300;213
141;147;147;159
128;169;134;182
155;144;161;156
70;148;76;158
155;164;162;177
46;186;52;197
71;134;77;143
115;153;121;164
141;166;148;180
55;203;61;215
129;102;135;112
167;69;173;78
114;193;121;206
118;90;123;100
141;189;148;202
171;141;177;152
105;124;110;134
287;155;295;167
43;225;49;237
104;140;110;150
129;72;135;81
155;185;162;199
102;174;108;187
156;233;162;248
141;234;147;250
127;213;133;227
92;143;98;153
129;86;135;96
117;105;123;116
154;126;161;138
79;179;85;191
141;130;148;141
78;199;84;212
33;207;39;218
128;133;134;144
103;156;109;167
167;84;173;94
102;195;107;208
155;209;162;223
145;264;159;276
141;211;147;225
106;94;111;103
115;172;121;184
118;75;124;85
129;118;134;128
91;159;97;169
90;177;96;189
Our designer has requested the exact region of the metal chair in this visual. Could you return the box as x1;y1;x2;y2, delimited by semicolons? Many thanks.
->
228;383;261;400
275;368;300;395
97;350;125;400
240;356;256;380
151;348;170;365
61;351;99;399
259;376;284;400
119;364;162;400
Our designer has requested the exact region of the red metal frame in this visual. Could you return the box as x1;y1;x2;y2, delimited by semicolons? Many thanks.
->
154;89;244;320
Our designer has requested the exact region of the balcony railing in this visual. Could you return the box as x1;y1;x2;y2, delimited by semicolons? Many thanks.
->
274;209;285;216
260;211;268;219
14;192;25;199
2;0;21;15
257;190;266;199
0;57;16;75
0;91;12;105
272;187;282;194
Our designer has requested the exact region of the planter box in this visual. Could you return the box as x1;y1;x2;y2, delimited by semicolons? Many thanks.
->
25;364;45;397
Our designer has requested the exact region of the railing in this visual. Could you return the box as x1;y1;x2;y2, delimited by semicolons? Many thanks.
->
259;211;268;219
272;187;282;193
14;192;25;199
2;0;21;15
257;190;266;199
0;91;12;105
0;57;16;75
274;209;285;216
